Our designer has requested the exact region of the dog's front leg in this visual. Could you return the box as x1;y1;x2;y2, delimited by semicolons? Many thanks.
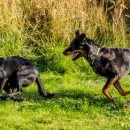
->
5;80;23;101
102;77;118;103
6;90;23;102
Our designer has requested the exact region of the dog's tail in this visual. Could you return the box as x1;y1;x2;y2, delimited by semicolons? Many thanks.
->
35;76;48;97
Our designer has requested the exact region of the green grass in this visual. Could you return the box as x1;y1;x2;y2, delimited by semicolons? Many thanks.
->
1;70;130;130
0;1;130;129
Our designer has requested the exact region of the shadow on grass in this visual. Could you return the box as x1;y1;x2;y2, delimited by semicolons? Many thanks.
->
0;88;124;113
56;89;124;110
19;89;124;112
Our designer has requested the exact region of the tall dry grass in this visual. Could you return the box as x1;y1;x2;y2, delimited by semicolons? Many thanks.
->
0;0;129;58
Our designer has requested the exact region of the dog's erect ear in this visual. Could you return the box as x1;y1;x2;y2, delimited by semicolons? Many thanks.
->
75;30;80;36
80;33;86;39
80;33;86;45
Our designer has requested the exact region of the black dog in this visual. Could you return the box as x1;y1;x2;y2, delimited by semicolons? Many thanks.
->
63;30;130;107
0;56;53;100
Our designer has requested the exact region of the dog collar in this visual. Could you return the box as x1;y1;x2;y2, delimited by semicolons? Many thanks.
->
91;47;101;65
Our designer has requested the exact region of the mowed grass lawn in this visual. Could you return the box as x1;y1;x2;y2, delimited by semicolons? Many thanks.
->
1;71;130;130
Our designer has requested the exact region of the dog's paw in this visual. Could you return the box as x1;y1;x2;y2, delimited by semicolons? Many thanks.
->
10;96;25;102
0;96;8;101
123;100;130;108
45;93;55;98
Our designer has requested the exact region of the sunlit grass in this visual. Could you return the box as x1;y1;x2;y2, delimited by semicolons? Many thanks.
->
0;0;130;129
0;71;130;130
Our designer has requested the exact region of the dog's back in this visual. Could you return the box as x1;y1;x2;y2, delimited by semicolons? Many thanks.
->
95;47;130;78
10;56;33;66
1;56;34;76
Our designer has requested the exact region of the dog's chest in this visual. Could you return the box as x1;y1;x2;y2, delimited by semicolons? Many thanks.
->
91;58;109;77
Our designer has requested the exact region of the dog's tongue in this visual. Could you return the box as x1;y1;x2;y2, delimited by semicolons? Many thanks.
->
72;52;81;61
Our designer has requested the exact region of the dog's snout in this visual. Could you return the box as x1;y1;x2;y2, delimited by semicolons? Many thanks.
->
63;50;67;55
63;47;72;55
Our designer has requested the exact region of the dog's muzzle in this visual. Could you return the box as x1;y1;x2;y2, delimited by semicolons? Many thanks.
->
63;49;72;55
63;49;81;61
72;52;81;61
63;50;68;55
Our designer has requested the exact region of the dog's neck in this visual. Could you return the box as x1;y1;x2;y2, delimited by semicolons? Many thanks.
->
84;39;100;65
88;47;100;65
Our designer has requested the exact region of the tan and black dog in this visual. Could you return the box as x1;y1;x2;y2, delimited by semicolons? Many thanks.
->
63;30;130;107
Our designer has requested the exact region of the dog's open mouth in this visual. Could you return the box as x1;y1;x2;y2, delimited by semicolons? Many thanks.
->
72;52;81;61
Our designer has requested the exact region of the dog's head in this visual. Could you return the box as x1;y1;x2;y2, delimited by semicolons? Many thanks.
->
63;30;90;61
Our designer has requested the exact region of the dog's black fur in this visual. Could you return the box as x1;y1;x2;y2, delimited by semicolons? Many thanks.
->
63;30;130;107
0;56;53;100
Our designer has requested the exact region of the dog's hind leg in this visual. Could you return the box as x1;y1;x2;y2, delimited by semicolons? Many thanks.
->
114;80;130;96
102;77;118;103
36;76;54;98
36;76;47;97
113;80;130;108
